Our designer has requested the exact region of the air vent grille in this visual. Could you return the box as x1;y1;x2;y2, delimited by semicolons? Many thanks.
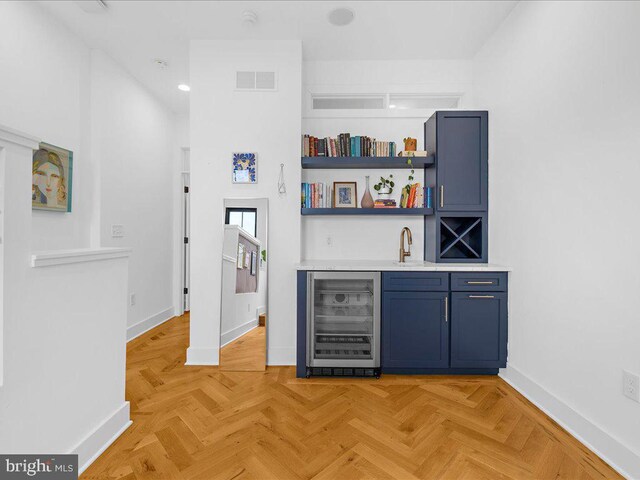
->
236;71;276;91
313;96;384;110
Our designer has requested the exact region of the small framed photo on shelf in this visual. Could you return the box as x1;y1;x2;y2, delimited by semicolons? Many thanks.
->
333;182;358;208
232;152;257;184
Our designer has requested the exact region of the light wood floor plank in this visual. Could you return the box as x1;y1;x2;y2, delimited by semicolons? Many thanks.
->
81;313;622;480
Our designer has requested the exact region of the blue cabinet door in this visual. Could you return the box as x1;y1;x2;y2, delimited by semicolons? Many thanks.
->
382;291;449;368
450;292;507;368
433;111;488;212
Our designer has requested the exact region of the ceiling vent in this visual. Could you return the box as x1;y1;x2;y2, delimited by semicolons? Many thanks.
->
312;95;385;110
236;71;277;91
74;0;108;14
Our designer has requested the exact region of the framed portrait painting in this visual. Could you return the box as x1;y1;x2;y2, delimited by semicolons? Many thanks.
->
232;152;257;184
333;182;357;208
32;143;73;212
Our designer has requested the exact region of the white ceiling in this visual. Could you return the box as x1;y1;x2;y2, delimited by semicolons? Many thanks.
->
38;1;517;114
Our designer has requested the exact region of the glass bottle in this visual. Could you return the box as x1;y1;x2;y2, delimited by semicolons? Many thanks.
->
361;175;374;208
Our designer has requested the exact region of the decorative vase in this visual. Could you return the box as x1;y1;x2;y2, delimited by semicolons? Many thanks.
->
361;176;374;208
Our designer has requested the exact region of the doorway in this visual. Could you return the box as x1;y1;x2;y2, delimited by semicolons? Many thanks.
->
219;198;268;371
181;148;190;313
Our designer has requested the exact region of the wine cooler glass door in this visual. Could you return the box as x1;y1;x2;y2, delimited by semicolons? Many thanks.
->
308;272;380;368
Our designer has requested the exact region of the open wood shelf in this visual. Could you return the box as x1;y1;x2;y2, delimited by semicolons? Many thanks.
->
301;156;434;169
301;208;434;216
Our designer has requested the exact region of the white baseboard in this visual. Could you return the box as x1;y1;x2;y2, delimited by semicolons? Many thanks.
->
500;365;640;480
127;307;174;342
267;346;296;366
221;319;258;347
72;402;132;474
185;346;219;365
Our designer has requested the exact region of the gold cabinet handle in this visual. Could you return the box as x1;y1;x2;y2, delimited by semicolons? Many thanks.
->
468;295;495;299
439;185;444;208
467;281;494;285
444;295;448;322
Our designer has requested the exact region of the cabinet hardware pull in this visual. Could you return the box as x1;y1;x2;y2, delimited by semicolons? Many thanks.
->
444;295;448;322
467;281;494;285
440;185;444;208
469;295;495;299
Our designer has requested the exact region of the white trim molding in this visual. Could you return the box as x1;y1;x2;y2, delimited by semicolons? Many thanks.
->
267;347;296;366
31;247;132;268
186;347;219;366
500;365;640;480
72;402;132;475
221;318;258;347
0;123;40;150
127;307;175;342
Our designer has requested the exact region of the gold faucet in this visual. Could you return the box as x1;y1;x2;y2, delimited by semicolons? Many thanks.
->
399;227;412;263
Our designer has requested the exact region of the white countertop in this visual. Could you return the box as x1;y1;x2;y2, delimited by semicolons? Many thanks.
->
296;259;511;272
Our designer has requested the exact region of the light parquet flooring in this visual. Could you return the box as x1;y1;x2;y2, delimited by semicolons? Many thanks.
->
220;326;266;371
82;314;622;480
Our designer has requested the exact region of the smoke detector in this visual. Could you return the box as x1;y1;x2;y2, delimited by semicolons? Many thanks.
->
328;8;355;26
242;11;258;27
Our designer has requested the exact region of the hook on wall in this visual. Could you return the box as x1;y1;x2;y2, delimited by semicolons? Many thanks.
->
277;163;286;194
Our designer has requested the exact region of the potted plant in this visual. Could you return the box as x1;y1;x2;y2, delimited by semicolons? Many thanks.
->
373;174;394;199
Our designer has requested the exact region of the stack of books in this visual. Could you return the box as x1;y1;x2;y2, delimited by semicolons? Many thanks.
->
398;150;429;157
374;199;397;209
302;134;396;157
301;183;332;208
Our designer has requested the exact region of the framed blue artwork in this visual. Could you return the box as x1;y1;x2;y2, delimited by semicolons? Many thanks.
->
232;152;257;184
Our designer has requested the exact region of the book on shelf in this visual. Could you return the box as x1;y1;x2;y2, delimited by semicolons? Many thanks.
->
302;133;396;158
374;199;397;209
301;183;332;208
398;150;429;157
399;183;431;208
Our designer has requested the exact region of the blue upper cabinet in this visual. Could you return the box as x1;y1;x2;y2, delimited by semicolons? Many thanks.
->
424;111;488;212
382;291;449;369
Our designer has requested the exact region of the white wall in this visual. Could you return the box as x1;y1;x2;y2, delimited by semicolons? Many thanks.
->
0;128;131;473
302;60;473;261
0;2;179;470
474;2;640;476
0;1;91;251
188;40;301;365
90;50;176;338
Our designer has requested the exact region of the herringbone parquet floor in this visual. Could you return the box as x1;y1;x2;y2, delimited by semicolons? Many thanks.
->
81;314;622;480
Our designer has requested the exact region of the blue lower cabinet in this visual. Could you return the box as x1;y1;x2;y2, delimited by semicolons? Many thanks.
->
450;292;507;368
382;291;448;369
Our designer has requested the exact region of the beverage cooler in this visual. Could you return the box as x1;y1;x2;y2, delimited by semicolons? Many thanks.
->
306;271;380;377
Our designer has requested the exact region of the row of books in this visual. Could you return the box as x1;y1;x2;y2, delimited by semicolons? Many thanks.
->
302;134;397;157
399;185;434;209
301;183;332;208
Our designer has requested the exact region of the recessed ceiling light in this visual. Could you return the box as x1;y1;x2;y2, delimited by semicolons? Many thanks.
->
153;59;169;69
178;84;190;92
389;104;397;109
328;8;355;26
